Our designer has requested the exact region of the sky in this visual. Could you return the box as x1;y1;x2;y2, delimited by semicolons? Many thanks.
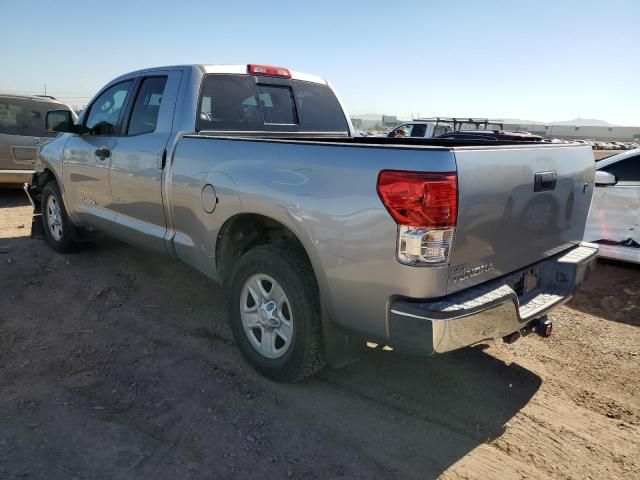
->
1;0;639;125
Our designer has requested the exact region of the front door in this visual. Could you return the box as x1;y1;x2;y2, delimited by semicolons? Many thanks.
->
108;71;182;253
62;80;134;229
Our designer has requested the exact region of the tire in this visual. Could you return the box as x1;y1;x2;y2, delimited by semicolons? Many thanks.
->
228;243;325;382
41;181;78;253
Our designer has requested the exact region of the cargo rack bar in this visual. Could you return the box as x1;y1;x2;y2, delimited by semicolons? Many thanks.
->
413;117;504;131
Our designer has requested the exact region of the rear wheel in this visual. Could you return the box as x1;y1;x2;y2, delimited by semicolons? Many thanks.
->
41;181;77;253
228;244;325;382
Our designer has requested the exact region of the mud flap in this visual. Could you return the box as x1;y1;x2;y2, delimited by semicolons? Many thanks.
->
24;183;45;239
322;306;363;369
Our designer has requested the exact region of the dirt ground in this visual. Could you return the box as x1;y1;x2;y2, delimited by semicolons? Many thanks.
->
1;188;639;480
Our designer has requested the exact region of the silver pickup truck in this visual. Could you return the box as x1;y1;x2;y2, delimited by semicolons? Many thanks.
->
27;64;598;382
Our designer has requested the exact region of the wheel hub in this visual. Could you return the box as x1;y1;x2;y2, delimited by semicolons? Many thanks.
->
258;300;280;328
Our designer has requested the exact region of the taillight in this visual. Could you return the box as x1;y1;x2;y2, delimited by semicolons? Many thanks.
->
377;170;458;265
377;171;457;227
247;64;291;78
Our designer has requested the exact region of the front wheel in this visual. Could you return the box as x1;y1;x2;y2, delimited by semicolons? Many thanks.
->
228;244;325;382
41;181;77;253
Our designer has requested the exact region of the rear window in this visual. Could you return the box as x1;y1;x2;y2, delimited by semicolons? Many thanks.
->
197;74;348;133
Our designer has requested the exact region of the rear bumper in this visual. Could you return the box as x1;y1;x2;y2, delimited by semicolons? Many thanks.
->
0;169;33;186
388;242;598;354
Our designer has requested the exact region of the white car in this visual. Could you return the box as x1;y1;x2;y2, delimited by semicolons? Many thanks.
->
585;149;640;263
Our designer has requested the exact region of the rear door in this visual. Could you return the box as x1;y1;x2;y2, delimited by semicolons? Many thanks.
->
108;71;182;252
0;97;44;172
448;144;595;292
62;80;134;228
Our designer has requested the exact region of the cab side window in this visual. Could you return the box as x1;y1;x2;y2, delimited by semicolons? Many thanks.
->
602;155;640;184
85;81;133;135
127;76;167;135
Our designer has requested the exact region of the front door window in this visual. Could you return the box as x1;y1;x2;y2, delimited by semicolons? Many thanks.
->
84;81;134;135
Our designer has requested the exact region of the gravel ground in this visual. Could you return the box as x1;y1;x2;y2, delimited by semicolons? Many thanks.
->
1;189;639;480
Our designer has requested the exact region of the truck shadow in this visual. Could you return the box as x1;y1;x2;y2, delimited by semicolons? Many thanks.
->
296;346;541;478
568;258;640;327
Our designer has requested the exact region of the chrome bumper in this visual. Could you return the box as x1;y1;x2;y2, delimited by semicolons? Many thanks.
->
388;243;599;354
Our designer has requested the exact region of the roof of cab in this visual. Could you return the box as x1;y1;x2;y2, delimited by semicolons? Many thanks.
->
111;64;328;85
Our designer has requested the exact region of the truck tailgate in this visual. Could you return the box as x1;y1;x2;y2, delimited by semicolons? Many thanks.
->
448;144;595;293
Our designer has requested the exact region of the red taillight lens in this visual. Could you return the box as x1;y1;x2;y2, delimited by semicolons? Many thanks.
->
247;64;291;78
377;170;458;228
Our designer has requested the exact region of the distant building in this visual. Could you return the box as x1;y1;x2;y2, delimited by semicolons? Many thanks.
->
382;115;398;126
503;123;640;141
351;118;363;129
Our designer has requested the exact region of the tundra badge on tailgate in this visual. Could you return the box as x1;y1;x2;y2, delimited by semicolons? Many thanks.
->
450;261;495;284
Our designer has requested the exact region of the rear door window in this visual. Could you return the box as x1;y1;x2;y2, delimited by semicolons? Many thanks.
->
410;124;427;137
197;74;348;133
0;97;49;137
0;98;26;135
127;76;167;135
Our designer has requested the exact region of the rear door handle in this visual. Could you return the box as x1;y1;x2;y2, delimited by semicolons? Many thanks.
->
534;171;557;192
95;146;111;160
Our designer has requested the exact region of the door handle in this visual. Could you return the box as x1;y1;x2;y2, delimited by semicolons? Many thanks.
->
534;171;557;192
95;146;111;160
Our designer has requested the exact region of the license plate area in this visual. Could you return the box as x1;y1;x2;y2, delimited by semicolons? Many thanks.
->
513;267;539;296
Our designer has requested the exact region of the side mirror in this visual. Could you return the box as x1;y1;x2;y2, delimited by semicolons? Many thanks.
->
594;170;617;186
46;110;75;133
